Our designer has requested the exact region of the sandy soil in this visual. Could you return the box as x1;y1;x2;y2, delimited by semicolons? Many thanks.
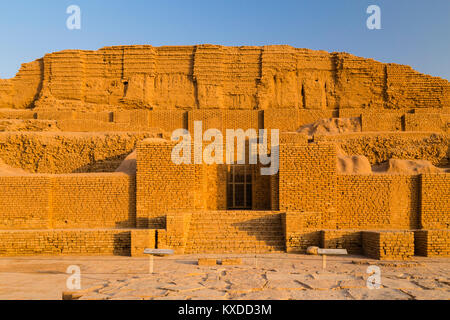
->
0;254;448;300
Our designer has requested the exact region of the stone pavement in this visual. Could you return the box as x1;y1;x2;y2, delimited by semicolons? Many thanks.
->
0;254;448;300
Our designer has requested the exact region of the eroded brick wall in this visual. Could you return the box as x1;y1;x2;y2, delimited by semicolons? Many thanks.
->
420;173;450;229
0;230;131;256
415;230;450;257
0;175;51;229
2;45;448;110
130;229;157;257
362;231;414;260
0;173;135;230
0;132;160;173
337;175;420;229
283;212;321;253
188;110;260;135
264;109;337;131
315;132;449;166
405;113;449;132
50;173;135;229
321;230;362;255
136;139;202;228
279;141;337;213
279;140;337;252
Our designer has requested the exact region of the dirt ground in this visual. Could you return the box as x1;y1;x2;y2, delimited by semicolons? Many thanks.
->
0;253;448;300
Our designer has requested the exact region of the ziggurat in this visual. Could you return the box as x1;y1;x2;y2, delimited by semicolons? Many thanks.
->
0;44;448;260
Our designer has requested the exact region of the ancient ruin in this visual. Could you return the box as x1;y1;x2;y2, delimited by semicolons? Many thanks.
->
0;44;448;260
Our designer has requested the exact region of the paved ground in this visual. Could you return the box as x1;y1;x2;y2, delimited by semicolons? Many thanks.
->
0;254;448;300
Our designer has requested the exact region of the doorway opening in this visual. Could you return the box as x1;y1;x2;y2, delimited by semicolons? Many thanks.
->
227;164;252;209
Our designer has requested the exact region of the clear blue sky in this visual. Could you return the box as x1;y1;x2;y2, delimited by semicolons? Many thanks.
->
0;0;449;79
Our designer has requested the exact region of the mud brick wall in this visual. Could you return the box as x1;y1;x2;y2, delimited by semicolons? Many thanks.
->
253;165;271;210
338;108;412;118
279;142;337;213
285;230;321;253
157;212;192;254
0;132;161;173
0;229;131;256
0;109;37;119
51;173;135;229
0;58;43;109
56;119;136;132
440;113;449;132
361;112;403;131
55;109;186;133
0;173;135;230
405;113;449;133
358;110;449;133
188;110;260;142
130;229;157;257
113;110;187;133
264;109;336;132
113;110;146;125
384;63;449;109
337;175;420;229
337;175;391;229
18;109;185;133
0;175;51;229
187;110;263;175
73;111;113;122
188;110;224;133
297;110;337;127
149;110;187;132
274;132;308;158
420;173;450;229
315;132;449;166
136;139;200;228
0;119;60;132
264;109;299;132
279;132;309;145
2;45;448;110
362;231;414;260
320;230;362;254
36;110;111;122
283;212;321;252
203;164;227;210
286;211;324;229
389;175;421;229
414;230;450;257
118;110;150;127
122;46;196;108
270;174;279;211
413;107;450;114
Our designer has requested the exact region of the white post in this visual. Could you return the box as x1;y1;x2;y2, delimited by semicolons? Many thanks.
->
149;254;154;274
254;243;258;268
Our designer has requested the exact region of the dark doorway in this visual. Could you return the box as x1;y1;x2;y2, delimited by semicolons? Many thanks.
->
227;165;252;209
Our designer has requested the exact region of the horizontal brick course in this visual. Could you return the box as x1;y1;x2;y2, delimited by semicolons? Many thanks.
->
0;173;135;230
362;231;414;260
0;229;131;256
414;229;450;257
